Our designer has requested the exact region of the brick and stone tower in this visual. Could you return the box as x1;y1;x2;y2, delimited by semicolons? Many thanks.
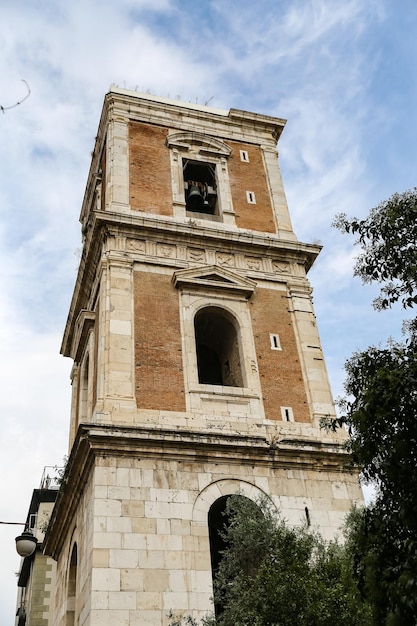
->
44;88;362;625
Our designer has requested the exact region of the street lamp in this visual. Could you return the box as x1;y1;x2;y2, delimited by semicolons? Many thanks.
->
0;521;38;557
15;531;38;557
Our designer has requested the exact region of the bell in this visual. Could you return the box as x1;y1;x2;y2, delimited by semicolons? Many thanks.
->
186;184;205;211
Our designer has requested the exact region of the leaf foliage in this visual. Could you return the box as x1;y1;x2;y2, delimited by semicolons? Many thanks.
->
212;495;371;626
333;188;417;309
334;333;417;624
331;188;417;623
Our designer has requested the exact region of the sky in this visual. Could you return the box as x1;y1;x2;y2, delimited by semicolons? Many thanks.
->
1;0;416;621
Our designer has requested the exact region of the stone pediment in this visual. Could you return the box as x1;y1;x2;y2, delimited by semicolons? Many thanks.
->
166;131;232;158
172;265;256;298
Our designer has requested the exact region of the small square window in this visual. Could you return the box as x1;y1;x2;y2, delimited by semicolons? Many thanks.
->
240;150;249;162
281;406;294;422
246;191;256;204
270;334;281;350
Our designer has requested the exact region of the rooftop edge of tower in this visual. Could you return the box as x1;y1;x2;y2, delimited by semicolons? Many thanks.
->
106;85;287;139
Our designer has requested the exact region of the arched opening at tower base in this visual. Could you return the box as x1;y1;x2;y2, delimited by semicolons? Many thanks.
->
208;494;263;618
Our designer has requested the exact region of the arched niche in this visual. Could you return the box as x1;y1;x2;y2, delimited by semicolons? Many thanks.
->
194;306;243;387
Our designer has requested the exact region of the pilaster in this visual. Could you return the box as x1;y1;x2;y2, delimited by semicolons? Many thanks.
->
95;253;136;419
105;115;130;212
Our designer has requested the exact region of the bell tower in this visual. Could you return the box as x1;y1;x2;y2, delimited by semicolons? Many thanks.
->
44;88;362;625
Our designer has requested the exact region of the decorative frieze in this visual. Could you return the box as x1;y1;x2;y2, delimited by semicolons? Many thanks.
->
126;238;146;253
123;236;308;283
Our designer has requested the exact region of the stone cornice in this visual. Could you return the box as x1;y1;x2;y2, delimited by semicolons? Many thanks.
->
228;108;286;141
43;422;352;560
93;209;320;262
106;87;287;142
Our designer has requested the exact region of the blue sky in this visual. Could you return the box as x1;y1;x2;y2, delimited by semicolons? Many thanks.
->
1;0;416;619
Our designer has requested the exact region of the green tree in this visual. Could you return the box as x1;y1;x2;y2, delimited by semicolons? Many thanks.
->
169;495;371;626
212;495;370;626
333;188;417;309
328;330;417;624
331;188;417;624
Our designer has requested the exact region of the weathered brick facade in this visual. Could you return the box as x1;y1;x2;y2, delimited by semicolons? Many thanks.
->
129;122;172;216
228;140;276;232
134;271;185;411
42;88;363;626
250;286;311;422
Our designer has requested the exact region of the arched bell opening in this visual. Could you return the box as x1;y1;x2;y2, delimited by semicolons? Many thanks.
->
183;160;218;215
194;307;244;387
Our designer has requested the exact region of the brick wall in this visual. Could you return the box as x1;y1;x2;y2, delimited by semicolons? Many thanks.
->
134;271;185;411
129;122;173;215
250;287;310;422
228;141;276;233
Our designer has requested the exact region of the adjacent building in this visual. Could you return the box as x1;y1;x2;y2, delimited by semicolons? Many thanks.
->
15;469;59;626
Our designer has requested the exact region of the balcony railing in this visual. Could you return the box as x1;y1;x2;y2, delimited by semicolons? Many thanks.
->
39;466;64;490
